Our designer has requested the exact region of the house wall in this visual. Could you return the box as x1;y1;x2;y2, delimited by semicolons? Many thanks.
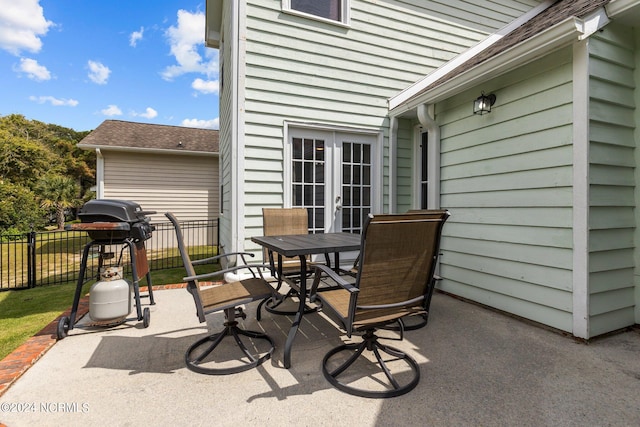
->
218;0;236;253
635;28;640;324
435;47;576;333
102;151;218;223
395;118;416;212
235;0;538;254
586;23;638;336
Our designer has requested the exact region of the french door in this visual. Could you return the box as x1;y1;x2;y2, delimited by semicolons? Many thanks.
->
286;127;379;234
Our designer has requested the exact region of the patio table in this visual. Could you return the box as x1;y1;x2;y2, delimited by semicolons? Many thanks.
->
251;232;361;368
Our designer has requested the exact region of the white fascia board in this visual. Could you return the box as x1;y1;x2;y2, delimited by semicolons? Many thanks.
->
389;17;585;116
77;144;218;157
606;0;640;17
389;0;556;111
205;0;223;48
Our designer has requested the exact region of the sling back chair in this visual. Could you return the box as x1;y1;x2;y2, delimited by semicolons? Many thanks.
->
309;210;450;398
166;212;277;375
257;208;329;319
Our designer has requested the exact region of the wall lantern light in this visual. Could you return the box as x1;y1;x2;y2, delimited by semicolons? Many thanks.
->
473;92;496;115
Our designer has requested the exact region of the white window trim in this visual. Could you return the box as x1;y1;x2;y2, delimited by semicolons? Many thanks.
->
281;0;351;27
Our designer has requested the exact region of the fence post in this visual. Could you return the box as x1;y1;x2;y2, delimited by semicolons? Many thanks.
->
27;230;37;288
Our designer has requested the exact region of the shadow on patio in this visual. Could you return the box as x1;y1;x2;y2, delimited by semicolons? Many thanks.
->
1;287;639;426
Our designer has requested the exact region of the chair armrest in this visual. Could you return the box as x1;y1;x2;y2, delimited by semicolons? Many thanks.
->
309;264;358;303
183;263;271;283
357;295;424;311
191;251;255;266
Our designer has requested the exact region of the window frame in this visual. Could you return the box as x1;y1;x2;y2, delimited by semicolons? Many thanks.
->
282;0;351;27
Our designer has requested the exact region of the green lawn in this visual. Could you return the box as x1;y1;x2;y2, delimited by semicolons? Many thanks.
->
0;263;219;361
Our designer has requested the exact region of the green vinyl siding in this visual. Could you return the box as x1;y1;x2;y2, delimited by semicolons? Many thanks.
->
237;0;536;253
587;23;637;336
436;47;575;332
217;0;235;252
395;119;415;213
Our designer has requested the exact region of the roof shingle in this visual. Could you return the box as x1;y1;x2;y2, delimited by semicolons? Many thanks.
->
418;0;611;96
79;120;219;153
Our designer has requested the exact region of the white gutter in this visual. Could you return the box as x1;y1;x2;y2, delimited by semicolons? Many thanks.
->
606;0;640;17
390;11;609;116
78;144;218;157
575;8;610;41
391;6;612;116
95;148;104;199
416;104;440;209
389;0;556;111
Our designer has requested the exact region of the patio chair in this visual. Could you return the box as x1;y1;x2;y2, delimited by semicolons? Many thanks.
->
346;209;447;331
309;210;450;398
166;212;277;375
257;208;329;319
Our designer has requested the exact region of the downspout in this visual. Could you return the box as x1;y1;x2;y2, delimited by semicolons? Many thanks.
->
95;148;104;199
389;116;398;213
417;104;441;209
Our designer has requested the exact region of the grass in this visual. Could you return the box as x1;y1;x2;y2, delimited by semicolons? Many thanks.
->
0;262;219;361
1;230;90;288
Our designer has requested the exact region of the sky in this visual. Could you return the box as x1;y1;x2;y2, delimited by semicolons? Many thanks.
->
0;0;219;132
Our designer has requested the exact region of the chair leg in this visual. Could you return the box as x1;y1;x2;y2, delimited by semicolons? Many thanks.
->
322;330;420;398
257;289;317;320
185;320;275;375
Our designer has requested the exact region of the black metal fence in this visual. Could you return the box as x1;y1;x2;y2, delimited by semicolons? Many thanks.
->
0;219;219;291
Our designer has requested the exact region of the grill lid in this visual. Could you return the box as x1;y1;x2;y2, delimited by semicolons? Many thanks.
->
79;199;156;223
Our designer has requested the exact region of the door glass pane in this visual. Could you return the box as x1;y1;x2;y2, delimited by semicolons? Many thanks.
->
421;132;428;209
292;137;325;233
341;140;371;234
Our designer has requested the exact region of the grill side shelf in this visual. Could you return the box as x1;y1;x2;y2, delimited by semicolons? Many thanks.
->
69;222;131;231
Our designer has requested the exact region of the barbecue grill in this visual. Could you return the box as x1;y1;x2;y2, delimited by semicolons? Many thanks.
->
75;199;156;242
57;199;157;339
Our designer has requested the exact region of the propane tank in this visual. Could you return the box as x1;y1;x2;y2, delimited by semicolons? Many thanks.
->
89;266;132;323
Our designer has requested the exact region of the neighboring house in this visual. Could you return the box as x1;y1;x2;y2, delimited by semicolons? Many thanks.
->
205;0;639;339
78;120;219;223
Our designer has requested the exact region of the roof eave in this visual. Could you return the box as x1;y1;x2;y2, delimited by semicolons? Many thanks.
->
77;144;219;157
205;0;223;48
389;16;589;116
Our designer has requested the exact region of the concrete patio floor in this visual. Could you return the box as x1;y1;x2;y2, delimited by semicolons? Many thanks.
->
1;287;639;427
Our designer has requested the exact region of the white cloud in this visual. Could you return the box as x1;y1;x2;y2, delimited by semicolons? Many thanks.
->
87;60;110;85
29;95;78;107
101;105;122;116
130;27;144;47
132;107;158;119
17;58;51;81
161;10;217;80
191;78;218;94
181;118;219;129
0;0;53;55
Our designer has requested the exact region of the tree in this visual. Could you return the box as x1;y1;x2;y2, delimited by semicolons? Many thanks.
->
37;175;80;230
0;130;59;189
0;181;44;235
0;114;96;232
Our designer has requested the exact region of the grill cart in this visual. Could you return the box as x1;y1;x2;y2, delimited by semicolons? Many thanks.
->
57;199;157;339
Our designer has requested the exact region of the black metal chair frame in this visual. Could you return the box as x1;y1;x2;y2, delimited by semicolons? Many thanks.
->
167;212;276;375
310;211;450;398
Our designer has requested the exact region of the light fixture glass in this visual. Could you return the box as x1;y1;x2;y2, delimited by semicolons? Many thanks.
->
473;93;496;115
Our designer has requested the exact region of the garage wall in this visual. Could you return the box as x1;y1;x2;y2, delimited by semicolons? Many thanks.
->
102;151;219;223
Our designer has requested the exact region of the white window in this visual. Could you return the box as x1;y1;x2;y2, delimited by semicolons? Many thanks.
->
282;0;350;25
